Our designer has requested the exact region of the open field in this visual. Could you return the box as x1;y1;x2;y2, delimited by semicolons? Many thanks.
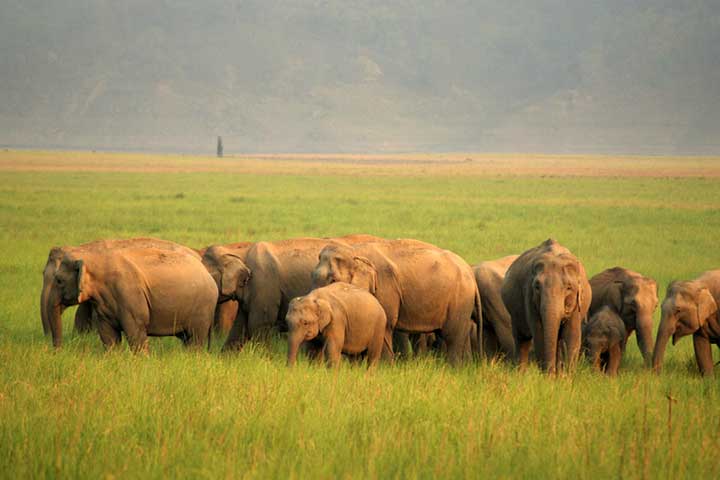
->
1;150;719;478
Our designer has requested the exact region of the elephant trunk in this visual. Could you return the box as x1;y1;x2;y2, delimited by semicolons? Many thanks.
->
44;284;65;348
652;312;675;374
540;295;563;374
287;330;304;366
635;312;655;367
40;275;53;335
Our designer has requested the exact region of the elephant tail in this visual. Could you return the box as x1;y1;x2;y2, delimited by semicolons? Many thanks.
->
472;286;483;359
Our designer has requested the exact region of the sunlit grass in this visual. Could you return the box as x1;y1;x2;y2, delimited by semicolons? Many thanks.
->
1;152;719;478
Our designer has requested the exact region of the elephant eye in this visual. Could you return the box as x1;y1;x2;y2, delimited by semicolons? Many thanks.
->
55;277;62;285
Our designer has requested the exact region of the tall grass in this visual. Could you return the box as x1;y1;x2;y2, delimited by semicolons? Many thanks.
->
1;156;719;478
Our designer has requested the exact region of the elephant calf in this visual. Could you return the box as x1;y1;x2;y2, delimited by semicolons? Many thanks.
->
286;282;391;369
582;306;627;376
653;270;720;376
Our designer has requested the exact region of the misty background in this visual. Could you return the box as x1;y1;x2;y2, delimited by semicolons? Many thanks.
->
1;0;719;155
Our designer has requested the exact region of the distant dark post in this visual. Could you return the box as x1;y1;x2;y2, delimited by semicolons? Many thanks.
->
216;136;223;158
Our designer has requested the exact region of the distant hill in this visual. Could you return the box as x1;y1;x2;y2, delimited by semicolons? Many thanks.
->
1;0;719;154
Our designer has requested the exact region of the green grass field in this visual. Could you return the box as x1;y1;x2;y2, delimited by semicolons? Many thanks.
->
1;151;719;478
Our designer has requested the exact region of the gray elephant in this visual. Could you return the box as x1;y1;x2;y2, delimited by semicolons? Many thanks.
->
474;254;519;359
52;247;218;352
501;239;591;374
41;237;200;347
652;270;720;376
311;239;482;365
201;235;382;351
286;282;391;369
582;306;627;376
589;267;658;365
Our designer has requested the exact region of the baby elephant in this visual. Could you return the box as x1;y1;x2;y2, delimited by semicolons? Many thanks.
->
286;282;391;369
582;306;627;376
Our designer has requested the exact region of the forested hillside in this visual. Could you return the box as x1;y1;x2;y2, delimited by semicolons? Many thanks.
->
1;1;718;154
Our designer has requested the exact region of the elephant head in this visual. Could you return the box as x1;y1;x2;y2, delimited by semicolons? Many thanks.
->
285;296;332;366
312;245;377;294
41;249;87;347
529;253;587;373
652;281;718;373
201;246;252;303
604;274;658;364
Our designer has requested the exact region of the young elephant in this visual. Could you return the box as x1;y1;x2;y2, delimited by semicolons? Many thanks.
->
52;247;218;352
582;306;627;376
652;270;720;376
286;283;391;369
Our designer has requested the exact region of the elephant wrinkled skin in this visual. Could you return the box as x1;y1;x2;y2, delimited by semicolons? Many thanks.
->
652;270;720;376
502;239;591;374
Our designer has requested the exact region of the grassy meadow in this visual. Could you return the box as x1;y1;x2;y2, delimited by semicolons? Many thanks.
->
1;150;719;478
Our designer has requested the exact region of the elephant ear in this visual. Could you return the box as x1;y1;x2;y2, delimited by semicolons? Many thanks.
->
74;259;88;303
315;298;333;332
220;254;251;298
607;281;624;314
351;256;378;295
697;288;718;328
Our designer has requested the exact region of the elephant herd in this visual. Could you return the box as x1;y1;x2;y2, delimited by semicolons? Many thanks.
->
40;235;720;376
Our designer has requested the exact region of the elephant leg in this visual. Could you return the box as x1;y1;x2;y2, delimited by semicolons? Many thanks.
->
367;330;384;370
182;326;211;350
73;302;95;334
599;351;609;372
483;327;500;360
493;317;517;359
97;321;121;350
560;320;581;373
589;350;602;372
247;305;278;342
324;337;343;369
117;312;149;354
222;308;249;352
530;321;546;370
213;301;238;335
381;328;395;363
393;331;411;359
693;333;714;377
409;333;426;356
606;344;622;376
443;321;472;367
516;338;532;370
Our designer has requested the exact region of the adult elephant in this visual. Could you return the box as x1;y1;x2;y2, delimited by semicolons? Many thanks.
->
473;254;519;359
201;234;382;351
589;267;658;365
311;239;482;365
198;242;253;336
52;247;217;352
652;270;720;376
41;237;200;347
501;239;591;374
